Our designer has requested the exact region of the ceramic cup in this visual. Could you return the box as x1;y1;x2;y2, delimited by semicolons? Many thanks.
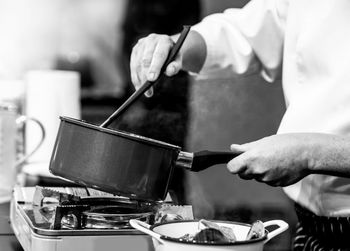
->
0;104;45;203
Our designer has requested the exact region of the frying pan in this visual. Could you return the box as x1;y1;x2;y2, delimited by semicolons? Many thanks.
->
49;26;239;202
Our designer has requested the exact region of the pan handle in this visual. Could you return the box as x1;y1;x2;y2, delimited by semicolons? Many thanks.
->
263;220;289;243
176;150;240;172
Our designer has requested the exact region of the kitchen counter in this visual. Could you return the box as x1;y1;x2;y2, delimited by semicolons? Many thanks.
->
0;202;23;251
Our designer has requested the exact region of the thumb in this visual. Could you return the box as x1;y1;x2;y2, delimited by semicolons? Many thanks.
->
230;144;248;153
165;59;182;77
227;153;246;174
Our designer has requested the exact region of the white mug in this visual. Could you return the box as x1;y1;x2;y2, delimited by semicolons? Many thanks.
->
0;104;45;203
24;70;80;177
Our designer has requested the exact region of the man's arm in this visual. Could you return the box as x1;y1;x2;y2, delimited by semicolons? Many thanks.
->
228;133;350;187
130;0;290;90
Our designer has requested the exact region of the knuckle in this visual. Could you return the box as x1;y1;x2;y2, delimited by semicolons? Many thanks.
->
161;37;174;48
136;64;142;74
167;38;175;47
148;33;158;39
154;51;167;60
136;38;144;45
159;35;170;41
142;58;152;67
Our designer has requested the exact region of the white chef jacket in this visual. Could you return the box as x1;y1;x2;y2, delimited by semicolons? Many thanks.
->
192;0;350;217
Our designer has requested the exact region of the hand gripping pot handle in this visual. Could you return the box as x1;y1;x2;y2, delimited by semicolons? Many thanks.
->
263;220;289;244
129;219;165;244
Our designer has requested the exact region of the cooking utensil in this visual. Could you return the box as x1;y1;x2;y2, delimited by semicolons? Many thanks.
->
129;219;288;251
101;25;191;128
49;117;238;202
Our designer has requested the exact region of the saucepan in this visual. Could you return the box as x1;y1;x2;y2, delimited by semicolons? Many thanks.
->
129;219;289;251
49;26;238;201
49;116;238;201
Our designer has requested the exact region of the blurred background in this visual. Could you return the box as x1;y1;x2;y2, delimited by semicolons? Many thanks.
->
0;0;295;250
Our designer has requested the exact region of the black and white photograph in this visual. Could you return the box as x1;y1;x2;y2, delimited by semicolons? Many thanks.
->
0;0;349;250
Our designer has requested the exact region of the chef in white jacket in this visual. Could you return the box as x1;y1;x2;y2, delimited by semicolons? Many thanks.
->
130;0;350;249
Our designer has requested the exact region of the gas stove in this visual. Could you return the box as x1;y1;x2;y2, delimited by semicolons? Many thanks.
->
10;186;193;251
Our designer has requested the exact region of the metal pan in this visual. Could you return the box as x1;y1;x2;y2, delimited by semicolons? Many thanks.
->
49;116;238;202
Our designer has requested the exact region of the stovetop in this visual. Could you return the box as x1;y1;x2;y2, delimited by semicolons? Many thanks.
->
10;186;193;251
16;203;146;236
12;186;193;236
13;186;155;235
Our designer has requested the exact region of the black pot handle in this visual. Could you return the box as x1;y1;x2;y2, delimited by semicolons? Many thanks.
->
176;150;240;172
192;150;240;172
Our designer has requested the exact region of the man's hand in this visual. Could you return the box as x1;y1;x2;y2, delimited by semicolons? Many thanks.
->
227;133;317;187
130;34;182;94
130;31;207;96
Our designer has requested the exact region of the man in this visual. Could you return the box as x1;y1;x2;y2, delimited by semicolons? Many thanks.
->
130;0;350;249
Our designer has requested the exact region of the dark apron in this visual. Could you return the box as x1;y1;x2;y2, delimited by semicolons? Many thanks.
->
293;204;350;251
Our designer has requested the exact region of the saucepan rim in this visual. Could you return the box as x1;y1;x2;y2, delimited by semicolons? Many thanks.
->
59;116;181;150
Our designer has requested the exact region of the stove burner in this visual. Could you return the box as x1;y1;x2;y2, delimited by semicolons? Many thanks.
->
60;205;154;230
86;205;148;215
31;187;157;230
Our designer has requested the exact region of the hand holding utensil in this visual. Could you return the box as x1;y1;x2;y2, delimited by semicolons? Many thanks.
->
101;26;191;128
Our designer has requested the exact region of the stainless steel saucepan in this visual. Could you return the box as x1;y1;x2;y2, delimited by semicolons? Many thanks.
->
49;116;238;201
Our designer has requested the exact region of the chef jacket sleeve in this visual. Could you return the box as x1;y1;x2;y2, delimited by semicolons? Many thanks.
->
191;0;289;83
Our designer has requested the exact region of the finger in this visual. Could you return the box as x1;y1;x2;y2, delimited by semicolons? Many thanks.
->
140;67;149;88
139;38;158;86
147;37;174;81
226;155;246;174
165;61;181;77
130;43;142;88
230;144;249;153
141;38;157;71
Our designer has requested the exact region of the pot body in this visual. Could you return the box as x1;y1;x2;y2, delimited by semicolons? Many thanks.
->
152;221;264;251
129;220;288;251
152;239;263;251
49;117;181;201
